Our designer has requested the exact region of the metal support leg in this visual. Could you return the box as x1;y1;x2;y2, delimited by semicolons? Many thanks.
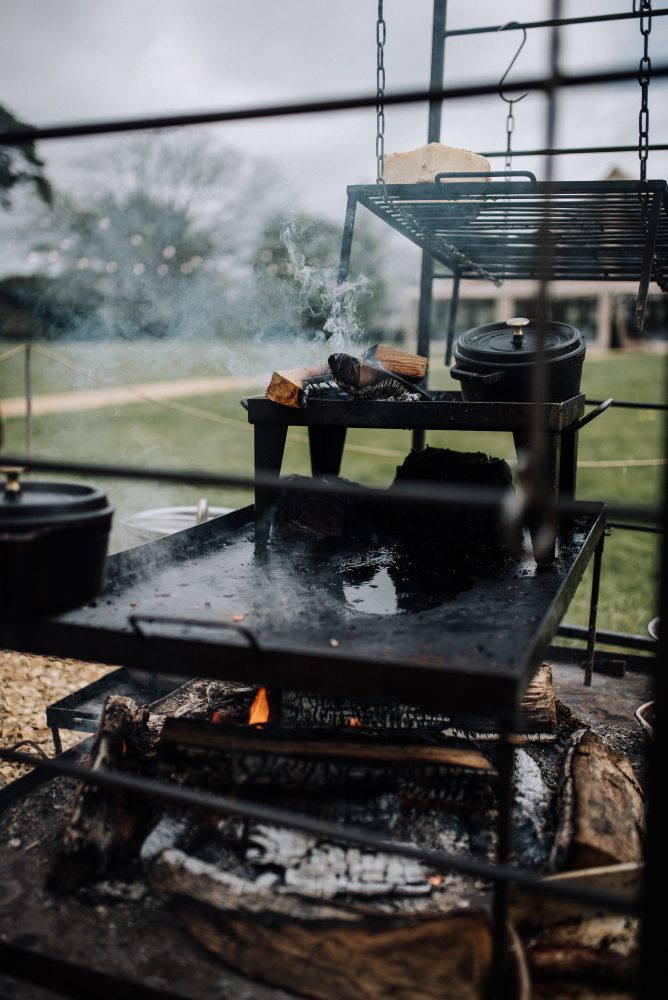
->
253;424;288;545
308;426;347;477
444;272;461;367
634;190;662;334
337;194;357;284
51;726;63;755
558;428;578;500
584;534;604;686
490;717;516;999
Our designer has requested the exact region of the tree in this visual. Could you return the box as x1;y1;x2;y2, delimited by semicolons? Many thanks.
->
18;132;277;339
0;103;52;208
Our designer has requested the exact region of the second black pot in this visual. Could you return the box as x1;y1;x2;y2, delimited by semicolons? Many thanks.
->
451;317;586;403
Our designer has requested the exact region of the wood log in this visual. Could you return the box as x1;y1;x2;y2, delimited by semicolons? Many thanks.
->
50;695;154;890
265;347;428;407
158;720;495;796
277;663;557;742
150;848;492;1000
265;365;332;407
511;864;641;988
364;343;428;381
551;730;645;871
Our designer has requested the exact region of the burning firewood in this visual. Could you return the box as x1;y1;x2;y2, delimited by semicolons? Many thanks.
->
327;352;431;401
149;848;493;1000
265;344;428;407
551;729;645;871
50;695;155;891
157;718;495;796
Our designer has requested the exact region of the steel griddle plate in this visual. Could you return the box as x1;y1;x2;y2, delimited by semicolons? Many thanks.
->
0;503;605;718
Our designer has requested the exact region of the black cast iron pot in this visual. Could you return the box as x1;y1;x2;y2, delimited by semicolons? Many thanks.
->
0;468;114;617
450;317;586;403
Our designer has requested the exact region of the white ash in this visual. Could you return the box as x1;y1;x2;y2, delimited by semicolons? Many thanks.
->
141;815;191;865
513;748;550;837
246;824;433;898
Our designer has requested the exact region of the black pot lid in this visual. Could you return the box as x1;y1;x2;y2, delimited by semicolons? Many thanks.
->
456;318;583;364
0;474;113;528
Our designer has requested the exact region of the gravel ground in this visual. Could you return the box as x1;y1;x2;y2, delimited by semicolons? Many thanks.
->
0;650;114;786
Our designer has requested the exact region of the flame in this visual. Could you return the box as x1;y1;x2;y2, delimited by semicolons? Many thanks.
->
120;737;127;754
428;874;444;887
248;686;270;725
211;709;222;723
348;716;362;727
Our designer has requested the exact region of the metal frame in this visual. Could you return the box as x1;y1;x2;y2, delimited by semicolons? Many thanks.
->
0;1;664;997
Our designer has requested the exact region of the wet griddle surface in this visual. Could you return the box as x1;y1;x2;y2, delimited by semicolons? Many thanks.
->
1;504;605;715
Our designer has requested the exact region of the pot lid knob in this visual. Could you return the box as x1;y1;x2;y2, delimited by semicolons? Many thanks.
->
0;466;25;496
506;316;530;347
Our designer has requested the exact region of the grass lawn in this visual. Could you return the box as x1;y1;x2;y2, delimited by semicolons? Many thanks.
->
1;339;665;638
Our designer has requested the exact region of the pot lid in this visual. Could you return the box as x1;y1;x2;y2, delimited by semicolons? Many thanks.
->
0;469;112;527
456;318;583;364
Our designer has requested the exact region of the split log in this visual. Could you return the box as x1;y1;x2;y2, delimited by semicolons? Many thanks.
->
265;347;428;407
158;719;494;796
150;848;492;1000
551;730;645;871
50;695;154;890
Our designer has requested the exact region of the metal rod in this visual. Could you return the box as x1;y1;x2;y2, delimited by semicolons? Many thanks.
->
0;451;659;524
491;718;517;996
584;535;605;686
607;521;664;535
24;341;33;459
558;623;657;653
427;0;447;143
2;67;668;146
444;272;460;366
0;745;638;914
444;7;668;37
586;397;668;412
481;142;668;158
640;394;668;997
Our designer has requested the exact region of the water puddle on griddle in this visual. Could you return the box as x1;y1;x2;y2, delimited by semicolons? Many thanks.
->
343;567;398;616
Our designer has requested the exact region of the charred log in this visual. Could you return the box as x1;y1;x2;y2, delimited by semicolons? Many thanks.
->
50;695;155;891
158;719;494;797
149;848;492;1000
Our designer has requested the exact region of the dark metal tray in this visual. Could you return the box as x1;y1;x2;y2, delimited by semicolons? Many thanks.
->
0;502;606;719
244;390;585;431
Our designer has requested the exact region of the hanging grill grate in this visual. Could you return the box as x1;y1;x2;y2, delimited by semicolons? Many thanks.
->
344;176;668;329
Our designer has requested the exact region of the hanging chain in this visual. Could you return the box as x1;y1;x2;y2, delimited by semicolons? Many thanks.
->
372;0;500;285
376;1;386;187
635;1;652;209
504;102;516;176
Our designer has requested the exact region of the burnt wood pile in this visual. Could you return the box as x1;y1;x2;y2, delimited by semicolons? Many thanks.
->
33;661;646;1000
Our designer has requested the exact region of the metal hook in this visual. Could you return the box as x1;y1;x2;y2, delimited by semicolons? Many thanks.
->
497;22;529;106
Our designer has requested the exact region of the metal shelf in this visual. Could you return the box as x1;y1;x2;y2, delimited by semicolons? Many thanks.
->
343;178;668;330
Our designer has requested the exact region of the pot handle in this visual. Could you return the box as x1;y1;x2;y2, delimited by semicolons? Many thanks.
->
567;397;614;433
128;614;260;651
450;366;505;385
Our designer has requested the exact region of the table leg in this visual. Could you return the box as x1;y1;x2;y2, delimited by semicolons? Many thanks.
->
308;426;347;477
254;424;288;545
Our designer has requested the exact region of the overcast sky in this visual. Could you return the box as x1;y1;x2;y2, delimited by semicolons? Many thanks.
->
1;0;667;224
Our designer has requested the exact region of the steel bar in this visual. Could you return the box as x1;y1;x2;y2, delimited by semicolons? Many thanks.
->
444;8;668;37
584;535;604;686
481;143;668;158
586;398;668;412
444;272;460;366
2;68;668;146
491;717;518;996
640;407;668;998
558;623;657;654
24;342;32;459
0;451;660;524
0;746;638;914
607;521;664;535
